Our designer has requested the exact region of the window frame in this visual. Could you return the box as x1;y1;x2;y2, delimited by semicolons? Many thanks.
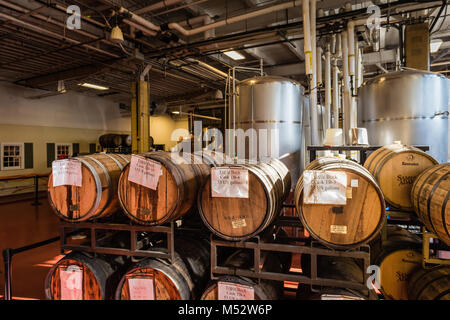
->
55;143;72;160
1;142;25;171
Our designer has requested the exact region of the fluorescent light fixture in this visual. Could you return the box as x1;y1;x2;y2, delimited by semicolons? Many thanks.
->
78;83;109;90
172;111;180;114
223;50;245;60
430;39;443;53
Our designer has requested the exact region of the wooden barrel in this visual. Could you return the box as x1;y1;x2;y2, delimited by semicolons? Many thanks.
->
121;134;132;147
408;266;450;300
371;226;422;300
299;255;375;300
200;249;289;300
45;252;122;300
411;163;450;246
99;134;123;148
364;144;438;211
115;237;210;300
118;151;211;225
198;158;291;241
48;153;130;222
294;157;386;249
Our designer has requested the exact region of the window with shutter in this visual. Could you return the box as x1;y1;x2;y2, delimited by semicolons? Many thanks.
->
1;143;24;170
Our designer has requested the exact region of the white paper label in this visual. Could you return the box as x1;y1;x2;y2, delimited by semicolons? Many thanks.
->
303;170;347;205
232;218;247;229
60;265;83;300
128;155;162;190
128;278;155;300
351;179;359;187
211;167;249;198
52;160;82;187
331;225;348;234
218;282;254;300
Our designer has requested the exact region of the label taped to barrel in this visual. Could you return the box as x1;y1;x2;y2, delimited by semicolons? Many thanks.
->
52;159;82;187
128;155;163;190
218;281;254;300
211;167;249;198
59;265;83;300
128;277;155;300
303;170;347;205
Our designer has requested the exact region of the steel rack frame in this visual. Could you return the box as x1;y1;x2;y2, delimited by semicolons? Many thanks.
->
210;216;373;299
422;228;450;268
59;220;205;262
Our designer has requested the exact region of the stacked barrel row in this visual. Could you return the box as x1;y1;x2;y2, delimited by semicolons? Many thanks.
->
47;151;293;300
361;144;449;300
46;145;449;300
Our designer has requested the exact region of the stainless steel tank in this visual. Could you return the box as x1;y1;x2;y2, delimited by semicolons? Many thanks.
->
358;70;449;163
234;76;304;189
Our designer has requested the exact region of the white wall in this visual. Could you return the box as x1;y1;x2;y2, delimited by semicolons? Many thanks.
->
0;83;188;196
0;82;130;131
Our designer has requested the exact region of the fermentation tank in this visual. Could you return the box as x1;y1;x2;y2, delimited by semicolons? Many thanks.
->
234;76;304;189
358;70;449;163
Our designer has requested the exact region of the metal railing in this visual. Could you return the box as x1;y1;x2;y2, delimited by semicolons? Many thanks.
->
0;174;49;206
2;230;80;300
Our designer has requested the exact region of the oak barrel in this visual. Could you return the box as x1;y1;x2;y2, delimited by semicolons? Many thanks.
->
121;134;132;147
45;252;122;300
299;255;374;300
364;144;438;211
371;226;422;300
118;151;211;225
198;158;291;241
115;237;210;300
48;153;130;222
200;249;290;300
411;163;450;245
99;134;123;148
408;266;450;300
294;157;386;249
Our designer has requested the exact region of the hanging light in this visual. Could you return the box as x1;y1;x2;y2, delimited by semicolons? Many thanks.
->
110;25;124;44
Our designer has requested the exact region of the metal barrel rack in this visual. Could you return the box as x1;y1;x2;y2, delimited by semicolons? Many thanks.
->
422;228;450;268
210;215;373;299
307;145;430;165
59;219;207;262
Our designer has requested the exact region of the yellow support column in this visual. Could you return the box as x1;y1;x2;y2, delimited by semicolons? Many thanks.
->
131;80;150;154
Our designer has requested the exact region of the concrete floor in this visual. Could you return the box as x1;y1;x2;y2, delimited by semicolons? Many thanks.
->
0;195;61;300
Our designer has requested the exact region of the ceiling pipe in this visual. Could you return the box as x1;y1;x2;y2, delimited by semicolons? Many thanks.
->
119;7;160;32
332;63;340;129
0;0;121;52
324;47;331;129
309;0;320;146
341;30;351;145
0;11;120;58
168;0;302;36
135;0;185;14
302;0;312;76
123;18;158;36
316;45;323;86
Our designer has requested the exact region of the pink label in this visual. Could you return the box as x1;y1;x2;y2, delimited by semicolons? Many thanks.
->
128;155;162;190
211;167;249;198
128;278;155;300
60;265;83;300
303;170;347;205
218;282;254;300
52;160;82;187
437;250;450;259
